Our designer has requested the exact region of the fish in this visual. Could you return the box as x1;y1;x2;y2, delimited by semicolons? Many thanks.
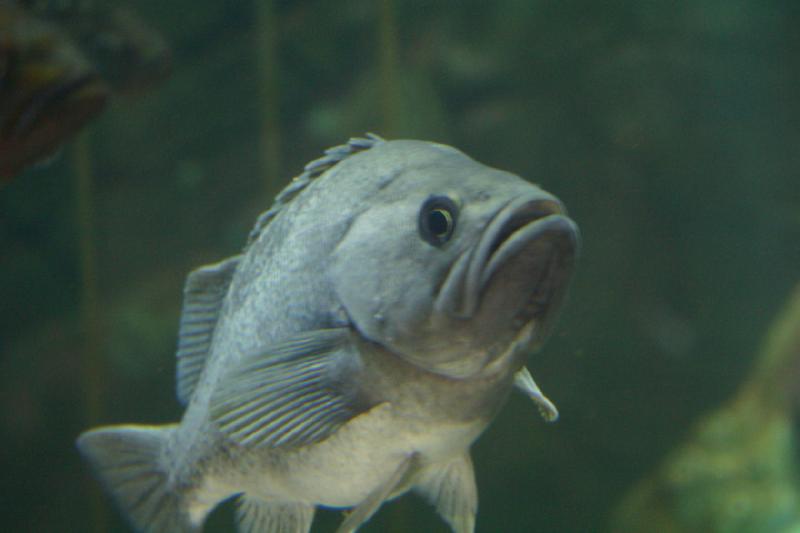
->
77;134;580;533
0;1;108;181
0;0;170;181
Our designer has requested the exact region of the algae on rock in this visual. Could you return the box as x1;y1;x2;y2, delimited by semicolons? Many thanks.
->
612;285;800;532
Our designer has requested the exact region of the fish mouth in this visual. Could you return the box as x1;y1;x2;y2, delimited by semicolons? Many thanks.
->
436;193;579;352
7;71;108;139
1;69;108;177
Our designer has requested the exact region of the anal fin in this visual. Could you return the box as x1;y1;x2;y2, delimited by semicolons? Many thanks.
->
415;453;477;533
237;496;314;533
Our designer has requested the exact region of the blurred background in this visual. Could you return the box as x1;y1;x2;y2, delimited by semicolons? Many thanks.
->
1;0;799;531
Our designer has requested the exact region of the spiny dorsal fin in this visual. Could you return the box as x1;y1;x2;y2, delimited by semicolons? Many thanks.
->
175;255;240;405
246;133;385;247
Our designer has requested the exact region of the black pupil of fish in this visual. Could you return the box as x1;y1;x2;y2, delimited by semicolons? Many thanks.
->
429;209;452;237
419;196;458;246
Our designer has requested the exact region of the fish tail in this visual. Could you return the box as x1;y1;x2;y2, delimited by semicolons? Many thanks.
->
77;424;197;533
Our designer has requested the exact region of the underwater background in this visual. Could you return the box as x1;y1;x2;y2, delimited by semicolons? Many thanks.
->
2;1;800;532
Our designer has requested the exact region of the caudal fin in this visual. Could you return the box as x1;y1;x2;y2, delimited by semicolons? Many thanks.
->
77;424;196;533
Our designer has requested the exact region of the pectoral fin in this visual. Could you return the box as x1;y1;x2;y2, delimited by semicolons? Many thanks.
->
336;453;419;533
415;453;477;533
514;366;559;422
210;328;374;449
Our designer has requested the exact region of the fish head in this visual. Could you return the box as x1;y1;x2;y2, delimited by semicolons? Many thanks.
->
330;140;579;379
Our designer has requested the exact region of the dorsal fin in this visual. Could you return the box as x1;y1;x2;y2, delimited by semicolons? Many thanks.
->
175;255;240;405
245;133;385;248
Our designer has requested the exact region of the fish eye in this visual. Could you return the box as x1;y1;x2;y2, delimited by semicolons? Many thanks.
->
419;195;458;246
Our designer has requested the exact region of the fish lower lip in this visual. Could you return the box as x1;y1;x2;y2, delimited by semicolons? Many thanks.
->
476;213;578;348
479;232;574;367
509;245;562;327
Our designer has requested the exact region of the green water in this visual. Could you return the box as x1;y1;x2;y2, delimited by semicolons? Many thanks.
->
1;1;799;532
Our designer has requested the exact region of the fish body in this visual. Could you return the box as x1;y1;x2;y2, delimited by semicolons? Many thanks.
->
78;136;579;532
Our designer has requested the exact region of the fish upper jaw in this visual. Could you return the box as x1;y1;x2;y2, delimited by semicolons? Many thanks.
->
435;193;576;318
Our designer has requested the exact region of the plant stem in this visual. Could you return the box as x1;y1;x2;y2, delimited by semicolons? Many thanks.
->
73;132;107;533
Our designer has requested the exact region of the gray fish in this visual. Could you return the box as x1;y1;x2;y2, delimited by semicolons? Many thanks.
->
77;135;579;533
